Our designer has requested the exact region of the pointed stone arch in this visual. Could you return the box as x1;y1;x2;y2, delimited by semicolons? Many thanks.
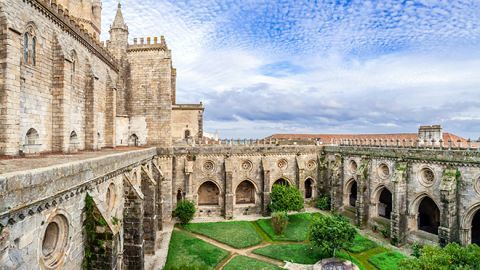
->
411;194;440;235
344;178;358;207
462;203;480;245
372;185;393;219
304;178;314;199
198;181;220;205
235;180;256;204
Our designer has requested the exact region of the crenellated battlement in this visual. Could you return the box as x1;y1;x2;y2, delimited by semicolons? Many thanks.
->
30;0;119;71
127;36;169;52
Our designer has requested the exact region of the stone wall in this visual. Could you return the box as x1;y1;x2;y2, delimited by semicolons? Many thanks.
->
0;0;118;156
171;104;204;143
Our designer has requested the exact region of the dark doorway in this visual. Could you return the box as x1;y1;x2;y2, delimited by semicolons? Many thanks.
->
176;189;183;202
274;178;289;186
349;181;357;207
472;210;480;245
378;188;393;219
305;179;313;199
418;196;440;235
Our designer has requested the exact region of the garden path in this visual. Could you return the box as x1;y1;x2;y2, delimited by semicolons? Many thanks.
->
145;222;175;270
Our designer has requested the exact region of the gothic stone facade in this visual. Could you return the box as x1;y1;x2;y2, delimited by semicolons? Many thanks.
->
0;0;203;156
1;145;480;269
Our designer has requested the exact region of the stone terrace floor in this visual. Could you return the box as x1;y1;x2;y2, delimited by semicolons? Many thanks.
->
0;147;150;175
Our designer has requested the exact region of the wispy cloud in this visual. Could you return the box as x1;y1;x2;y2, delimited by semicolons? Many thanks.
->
101;0;480;139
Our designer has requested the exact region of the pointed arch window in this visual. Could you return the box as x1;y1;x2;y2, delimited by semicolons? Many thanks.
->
32;37;36;66
23;33;29;63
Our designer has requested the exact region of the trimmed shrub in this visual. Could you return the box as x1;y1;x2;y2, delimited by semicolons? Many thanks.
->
308;215;356;257
271;211;289;235
316;194;331;210
174;200;196;224
269;184;304;212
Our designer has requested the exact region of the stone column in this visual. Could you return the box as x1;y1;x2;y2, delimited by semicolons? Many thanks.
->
123;175;145;269
355;157;370;228
224;156;234;219
261;157;271;216
391;161;408;246
84;64;98;150
51;39;69;153
141;166;157;255
104;82;116;148
0;22;21;155
330;154;343;212
439;167;459;246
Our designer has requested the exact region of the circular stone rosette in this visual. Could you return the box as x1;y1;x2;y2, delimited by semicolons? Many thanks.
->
203;160;215;172
277;159;288;170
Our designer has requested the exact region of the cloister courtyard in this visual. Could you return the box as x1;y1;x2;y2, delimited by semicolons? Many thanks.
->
161;210;407;270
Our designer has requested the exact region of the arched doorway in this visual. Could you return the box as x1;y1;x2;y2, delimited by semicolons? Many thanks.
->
176;189;183;202
273;178;289;186
378;188;392;219
305;178;313;199
128;134;139;146
198;181;220;205
349;181;357;207
235;180;255;204
472;210;480;245
418;196;440;235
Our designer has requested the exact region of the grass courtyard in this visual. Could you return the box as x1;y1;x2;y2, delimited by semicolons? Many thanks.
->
164;212;407;270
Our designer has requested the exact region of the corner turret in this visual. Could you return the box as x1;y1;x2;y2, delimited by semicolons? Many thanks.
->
107;2;129;60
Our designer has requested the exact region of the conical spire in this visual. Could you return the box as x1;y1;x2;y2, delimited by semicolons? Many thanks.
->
111;2;126;29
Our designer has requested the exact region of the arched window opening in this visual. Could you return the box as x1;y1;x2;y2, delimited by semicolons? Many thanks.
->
378;188;393;219
472;210;480;245
23;32;29;63
273;178;289;186
305;178;313;199
25;128;39;145
198;181;220;205
418;196;440;235
184;129;191;139
349;181;357;207
70;131;78;143
236;180;255;204
176;189;183;202
128;134;139;146
32;36;36;66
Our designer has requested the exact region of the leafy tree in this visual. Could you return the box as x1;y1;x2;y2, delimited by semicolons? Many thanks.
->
399;243;480;270
308;215;356;257
268;184;304;212
271;211;289;235
174;200;196;224
316;194;331;211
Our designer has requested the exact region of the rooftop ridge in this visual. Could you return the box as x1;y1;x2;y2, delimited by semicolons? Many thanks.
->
31;0;119;72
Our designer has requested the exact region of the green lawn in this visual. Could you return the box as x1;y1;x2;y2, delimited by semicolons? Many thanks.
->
347;234;378;253
256;213;320;241
253;243;328;264
164;230;229;270
183;221;262;248
223;255;283;270
368;251;406;270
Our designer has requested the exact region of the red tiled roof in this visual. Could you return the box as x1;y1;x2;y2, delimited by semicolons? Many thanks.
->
266;132;474;147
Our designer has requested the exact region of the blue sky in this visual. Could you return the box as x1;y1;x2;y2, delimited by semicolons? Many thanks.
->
101;0;480;139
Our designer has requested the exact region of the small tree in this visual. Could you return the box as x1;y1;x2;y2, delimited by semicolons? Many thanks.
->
271;211;289;235
308;215;356;257
316;194;331;211
269;184;304;212
174;200;196;225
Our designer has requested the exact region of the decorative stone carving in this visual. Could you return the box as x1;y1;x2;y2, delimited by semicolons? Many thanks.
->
378;163;390;179
241;160;253;171
419;167;435;187
475;177;480;196
348;160;358;174
41;214;69;269
202;160;215;173
277;159;288;170
306;159;317;170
